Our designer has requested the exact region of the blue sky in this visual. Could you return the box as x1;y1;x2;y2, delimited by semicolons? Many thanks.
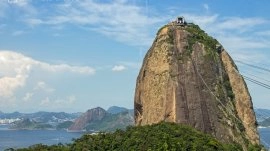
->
0;0;270;113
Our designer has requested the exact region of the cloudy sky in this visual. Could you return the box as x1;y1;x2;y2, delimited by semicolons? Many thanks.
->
0;0;270;113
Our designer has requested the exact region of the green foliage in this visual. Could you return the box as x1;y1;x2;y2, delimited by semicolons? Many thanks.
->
248;144;265;151
223;74;235;101
10;122;245;151
185;23;219;61
56;121;74;130
85;111;133;132
167;27;174;45
7;143;70;151
10;119;53;130
157;25;169;35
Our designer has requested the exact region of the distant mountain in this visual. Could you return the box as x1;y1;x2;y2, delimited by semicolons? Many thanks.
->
0;111;80;123
56;121;74;130
255;108;270;122
28;111;80;123
107;106;128;114
85;111;134;132
254;108;270;127
10;118;53;130
69;107;134;132
68;107;107;131
1;111;80;130
2;106;134;131
259;118;270;127
0;111;23;119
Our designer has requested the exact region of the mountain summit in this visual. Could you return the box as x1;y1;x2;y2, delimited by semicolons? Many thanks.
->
134;18;260;150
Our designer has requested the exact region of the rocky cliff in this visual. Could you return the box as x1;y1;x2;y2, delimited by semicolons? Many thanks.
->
68;107;134;132
134;22;260;149
68;107;106;131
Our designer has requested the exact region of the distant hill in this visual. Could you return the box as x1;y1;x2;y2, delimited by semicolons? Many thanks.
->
259;118;270;127
1;111;80;130
56;121;74;130
68;107;107;131
254;108;270;127
2;106;134;131
0;111;22;119
255;108;270;122
107;106;128;114
10;118;53;130
85;111;134;132
69;107;134;132
0;111;80;123
13;122;263;151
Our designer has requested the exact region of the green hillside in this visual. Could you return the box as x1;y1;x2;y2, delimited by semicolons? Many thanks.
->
8;122;263;151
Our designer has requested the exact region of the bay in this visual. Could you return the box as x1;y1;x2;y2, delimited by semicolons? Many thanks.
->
0;125;84;151
259;127;270;149
0;125;270;150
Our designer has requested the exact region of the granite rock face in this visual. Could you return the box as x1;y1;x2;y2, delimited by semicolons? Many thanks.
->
134;23;259;149
68;107;106;131
68;107;134;132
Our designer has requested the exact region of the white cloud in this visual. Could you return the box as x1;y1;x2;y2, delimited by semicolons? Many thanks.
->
26;18;43;26
24;0;167;46
119;61;141;69
34;81;55;93
40;95;76;107
217;35;269;50
203;4;209;11
67;95;76;104
112;65;126;71
215;17;267;32
0;1;8;18
23;92;33;101
183;14;267;34
0;50;95;98
55;95;76;105
40;97;50;106
182;14;218;29
255;30;270;36
0;75;27;97
39;63;95;74
12;30;25;36
182;14;270;58
8;0;37;15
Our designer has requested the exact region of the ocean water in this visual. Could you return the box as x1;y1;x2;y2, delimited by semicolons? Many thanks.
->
0;125;270;150
259;128;270;149
0;125;84;151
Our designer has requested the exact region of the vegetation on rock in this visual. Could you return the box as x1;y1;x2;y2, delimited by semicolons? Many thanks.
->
135;21;260;149
85;111;134;132
10;118;53;130
7;122;255;151
56;121;74;130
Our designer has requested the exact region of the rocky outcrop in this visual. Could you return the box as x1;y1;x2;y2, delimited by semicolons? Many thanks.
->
134;23;260;149
68;107;134;132
68;107;106;131
221;51;259;144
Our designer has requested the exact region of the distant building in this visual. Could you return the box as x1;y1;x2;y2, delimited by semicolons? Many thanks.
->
176;16;186;25
0;118;21;124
